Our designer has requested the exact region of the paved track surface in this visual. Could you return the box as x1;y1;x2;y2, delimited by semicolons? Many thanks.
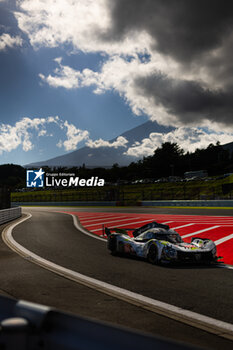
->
1;206;233;349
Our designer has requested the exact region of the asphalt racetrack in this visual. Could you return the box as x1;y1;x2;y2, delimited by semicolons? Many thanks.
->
1;206;233;349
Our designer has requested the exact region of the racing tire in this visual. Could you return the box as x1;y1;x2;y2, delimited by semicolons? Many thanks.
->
147;244;159;264
118;241;124;254
107;235;117;255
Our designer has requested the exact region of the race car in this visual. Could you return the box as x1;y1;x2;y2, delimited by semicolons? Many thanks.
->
104;221;219;264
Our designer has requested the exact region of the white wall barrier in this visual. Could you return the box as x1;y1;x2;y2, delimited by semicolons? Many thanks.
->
0;207;21;225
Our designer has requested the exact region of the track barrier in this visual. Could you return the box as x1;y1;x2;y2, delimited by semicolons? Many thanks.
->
0;207;21;225
0;296;193;350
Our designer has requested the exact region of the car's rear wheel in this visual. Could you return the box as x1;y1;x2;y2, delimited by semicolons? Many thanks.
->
107;235;117;254
147;244;158;264
118;241;124;254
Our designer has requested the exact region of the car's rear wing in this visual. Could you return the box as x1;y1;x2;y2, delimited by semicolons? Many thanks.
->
102;221;170;237
103;225;136;237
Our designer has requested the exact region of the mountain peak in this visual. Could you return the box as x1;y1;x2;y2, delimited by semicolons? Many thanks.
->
25;120;174;168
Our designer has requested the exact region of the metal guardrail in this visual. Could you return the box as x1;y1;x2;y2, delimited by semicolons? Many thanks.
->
0;207;21;225
0;296;193;350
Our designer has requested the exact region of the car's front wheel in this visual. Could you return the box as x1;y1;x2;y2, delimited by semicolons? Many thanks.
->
147;244;159;264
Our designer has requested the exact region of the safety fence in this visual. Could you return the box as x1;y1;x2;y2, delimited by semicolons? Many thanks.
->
0;206;21;225
0;296;191;350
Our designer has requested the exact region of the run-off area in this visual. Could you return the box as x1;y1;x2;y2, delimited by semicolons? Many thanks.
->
60;212;233;265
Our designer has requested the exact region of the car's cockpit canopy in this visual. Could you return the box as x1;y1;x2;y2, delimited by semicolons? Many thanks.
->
135;228;183;244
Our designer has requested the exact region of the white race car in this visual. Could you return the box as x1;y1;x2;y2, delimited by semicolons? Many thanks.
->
105;222;219;264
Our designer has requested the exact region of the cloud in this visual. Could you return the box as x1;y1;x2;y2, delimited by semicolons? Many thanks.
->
40;56;233;131
0;114;128;155
62;121;89;151
15;0;110;51
15;0;151;56
86;136;128;149
15;0;233;131
108;1;233;63
38;129;47;137
1;116;232;159
39;56;177;124
0;33;23;51
134;74;233;127
39;58;81;89
125;127;233;158
56;140;63;149
102;0;233;129
0;117;55;154
57;122;128;152
0;116;90;154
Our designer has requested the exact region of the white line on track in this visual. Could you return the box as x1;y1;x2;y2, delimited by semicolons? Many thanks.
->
78;215;118;221
2;213;233;341
77;216;113;222
215;233;233;246
172;223;195;230
171;222;233;227
80;215;127;224
85;217;142;227
145;216;233;225
182;225;220;238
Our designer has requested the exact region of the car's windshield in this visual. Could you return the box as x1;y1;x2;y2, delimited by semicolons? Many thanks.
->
166;233;183;244
137;229;183;243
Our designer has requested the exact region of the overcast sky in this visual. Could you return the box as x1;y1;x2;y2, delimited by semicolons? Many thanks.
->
1;0;233;165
